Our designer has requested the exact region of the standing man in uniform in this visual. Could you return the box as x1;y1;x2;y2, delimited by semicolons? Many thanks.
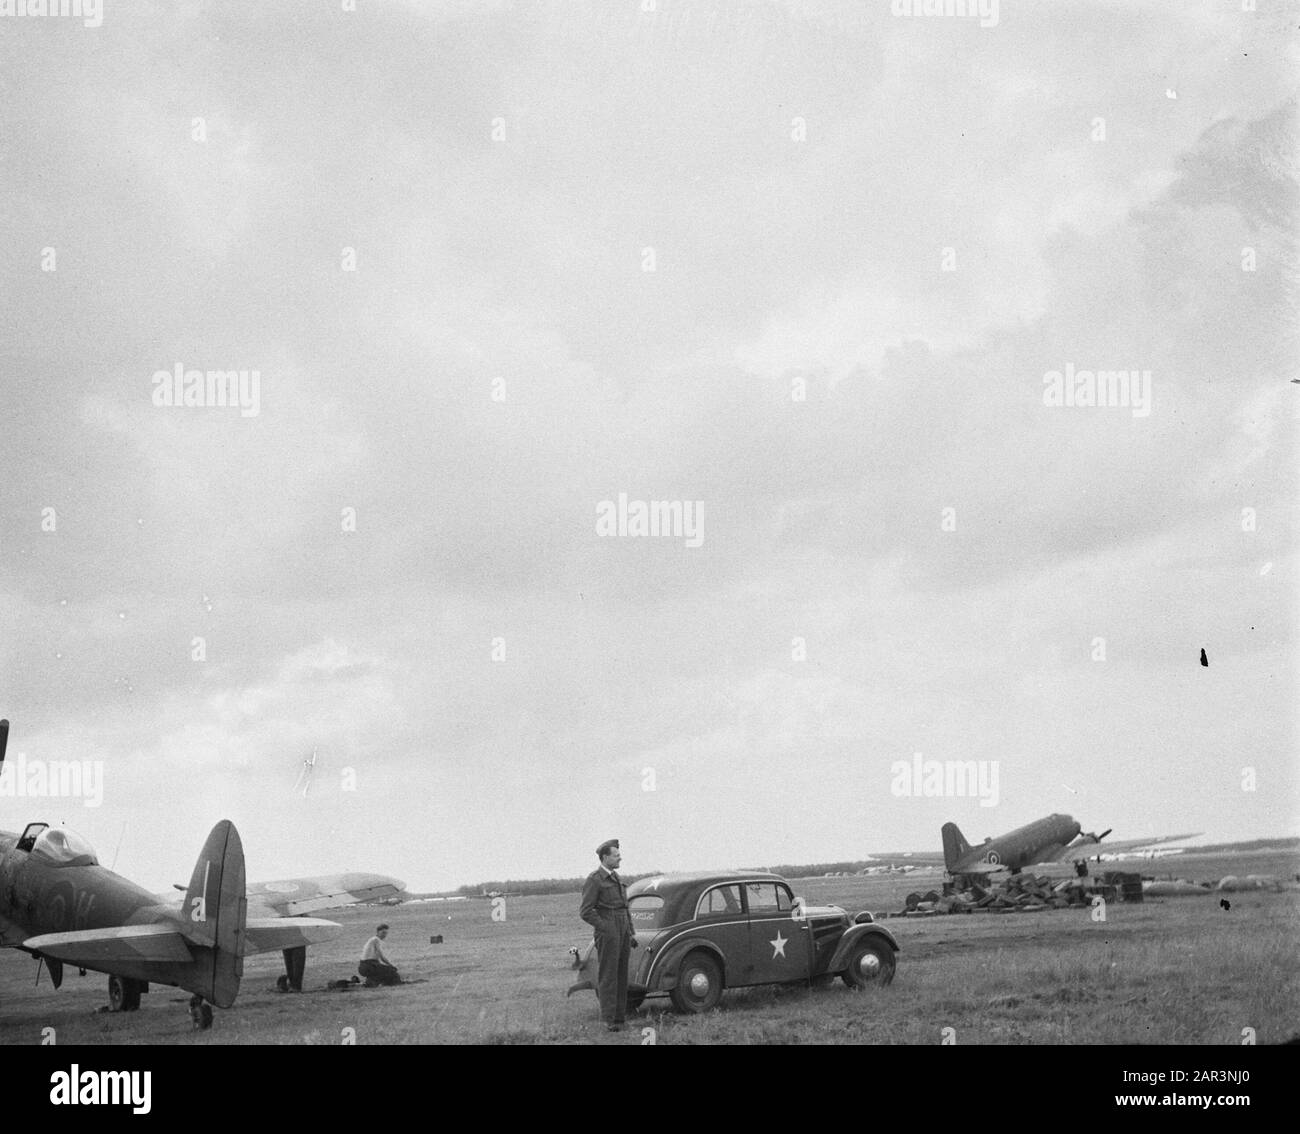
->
579;838;638;1031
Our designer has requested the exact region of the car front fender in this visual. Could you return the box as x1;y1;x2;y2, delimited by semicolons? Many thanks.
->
645;937;727;992
826;923;900;974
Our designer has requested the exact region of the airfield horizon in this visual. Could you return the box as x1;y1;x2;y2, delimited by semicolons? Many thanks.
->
1;844;1294;1046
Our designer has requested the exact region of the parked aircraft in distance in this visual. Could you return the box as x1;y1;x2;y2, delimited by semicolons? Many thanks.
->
867;813;1200;877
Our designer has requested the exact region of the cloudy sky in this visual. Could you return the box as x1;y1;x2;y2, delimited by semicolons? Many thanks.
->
0;0;1295;892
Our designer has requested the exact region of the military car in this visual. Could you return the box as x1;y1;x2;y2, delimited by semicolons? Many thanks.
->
567;871;898;1013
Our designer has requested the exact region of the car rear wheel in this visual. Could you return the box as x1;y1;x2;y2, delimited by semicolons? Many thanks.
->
670;952;723;1013
841;938;896;989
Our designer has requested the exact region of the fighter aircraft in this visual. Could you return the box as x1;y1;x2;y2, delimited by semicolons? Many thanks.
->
0;720;405;1027
866;813;1200;878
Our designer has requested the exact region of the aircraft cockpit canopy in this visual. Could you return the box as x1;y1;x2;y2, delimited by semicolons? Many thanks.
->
18;823;99;867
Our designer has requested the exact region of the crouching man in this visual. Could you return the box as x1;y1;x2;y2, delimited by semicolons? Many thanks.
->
358;923;402;986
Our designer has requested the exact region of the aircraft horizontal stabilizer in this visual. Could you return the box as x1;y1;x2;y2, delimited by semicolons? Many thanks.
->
243;917;341;955
25;924;194;965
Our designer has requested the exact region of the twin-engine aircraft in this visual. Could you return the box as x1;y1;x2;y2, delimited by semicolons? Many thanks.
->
0;720;404;1027
869;813;1201;878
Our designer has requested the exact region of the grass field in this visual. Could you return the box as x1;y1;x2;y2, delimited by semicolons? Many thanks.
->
1;848;1295;1044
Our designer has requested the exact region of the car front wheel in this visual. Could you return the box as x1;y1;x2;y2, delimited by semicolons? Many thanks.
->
670;952;723;1013
841;938;896;989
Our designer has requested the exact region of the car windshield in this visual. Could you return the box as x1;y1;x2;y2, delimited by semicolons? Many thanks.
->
628;894;668;929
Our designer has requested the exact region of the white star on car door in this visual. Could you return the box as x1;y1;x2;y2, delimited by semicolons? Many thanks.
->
770;931;787;959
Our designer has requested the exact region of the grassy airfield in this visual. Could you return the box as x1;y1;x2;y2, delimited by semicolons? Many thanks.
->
0;847;1295;1045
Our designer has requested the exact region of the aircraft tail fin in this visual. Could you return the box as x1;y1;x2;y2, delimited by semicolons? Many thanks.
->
25;823;249;1007
941;822;972;872
0;719;8;776
179;820;247;1008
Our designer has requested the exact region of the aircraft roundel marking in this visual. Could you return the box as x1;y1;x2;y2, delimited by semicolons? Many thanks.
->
263;882;300;893
986;851;1000;865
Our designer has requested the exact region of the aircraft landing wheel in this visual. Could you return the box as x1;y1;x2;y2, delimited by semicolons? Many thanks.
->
108;975;142;1012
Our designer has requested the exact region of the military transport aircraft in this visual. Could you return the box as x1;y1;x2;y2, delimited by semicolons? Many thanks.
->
0;720;404;1027
867;813;1201;878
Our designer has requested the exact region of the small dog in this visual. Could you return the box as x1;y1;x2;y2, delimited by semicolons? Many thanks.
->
567;943;598;997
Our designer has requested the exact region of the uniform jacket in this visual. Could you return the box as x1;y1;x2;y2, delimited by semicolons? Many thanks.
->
580;867;634;934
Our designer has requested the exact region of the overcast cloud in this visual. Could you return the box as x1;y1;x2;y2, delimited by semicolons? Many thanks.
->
0;0;1295;891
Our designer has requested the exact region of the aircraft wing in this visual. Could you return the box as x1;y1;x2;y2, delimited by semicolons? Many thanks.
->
860;852;947;867
1072;832;1203;857
1024;832;1201;867
24;924;193;965
245;872;406;917
154;872;405;917
242;917;342;955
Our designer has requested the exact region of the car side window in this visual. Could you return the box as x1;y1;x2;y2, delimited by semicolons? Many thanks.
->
696;884;743;918
745;883;783;913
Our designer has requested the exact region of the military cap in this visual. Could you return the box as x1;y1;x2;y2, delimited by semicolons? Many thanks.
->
596;838;620;858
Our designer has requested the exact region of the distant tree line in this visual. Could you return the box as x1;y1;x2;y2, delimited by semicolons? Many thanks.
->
755;861;870;878
445;840;1295;897
454;861;875;897
1167;837;1298;855
455;878;579;898
455;873;663;898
